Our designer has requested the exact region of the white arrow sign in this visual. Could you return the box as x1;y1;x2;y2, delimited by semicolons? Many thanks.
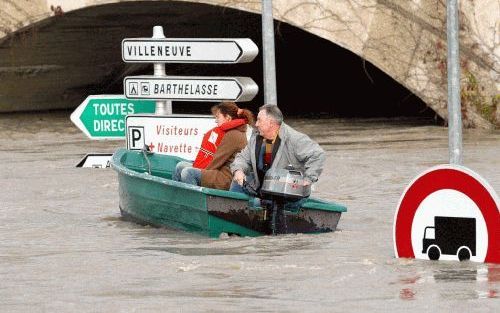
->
124;76;258;102
122;38;258;63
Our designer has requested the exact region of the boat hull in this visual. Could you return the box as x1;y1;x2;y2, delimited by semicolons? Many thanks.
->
111;148;346;237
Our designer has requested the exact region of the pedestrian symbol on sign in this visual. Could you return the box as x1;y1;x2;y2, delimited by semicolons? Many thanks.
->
129;82;138;96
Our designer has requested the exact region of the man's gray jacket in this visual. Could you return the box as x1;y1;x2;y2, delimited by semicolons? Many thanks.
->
230;123;325;188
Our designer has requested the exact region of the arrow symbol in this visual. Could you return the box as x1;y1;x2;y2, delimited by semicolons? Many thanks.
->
124;76;258;102
70;95;155;140
121;38;258;64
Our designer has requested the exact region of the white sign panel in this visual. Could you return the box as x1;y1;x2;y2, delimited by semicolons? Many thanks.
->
124;76;258;102
126;114;216;160
122;38;258;63
394;164;500;263
76;153;113;168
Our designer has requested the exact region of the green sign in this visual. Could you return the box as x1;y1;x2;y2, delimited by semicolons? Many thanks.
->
71;95;155;139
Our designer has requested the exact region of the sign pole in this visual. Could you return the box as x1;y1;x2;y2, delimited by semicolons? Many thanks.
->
261;0;278;106
152;26;172;115
447;0;462;164
393;1;500;265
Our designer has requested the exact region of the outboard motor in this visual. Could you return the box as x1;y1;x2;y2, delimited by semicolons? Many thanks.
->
259;165;311;235
260;165;311;200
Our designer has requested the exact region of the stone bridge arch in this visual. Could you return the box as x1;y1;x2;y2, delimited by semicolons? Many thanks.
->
0;0;498;128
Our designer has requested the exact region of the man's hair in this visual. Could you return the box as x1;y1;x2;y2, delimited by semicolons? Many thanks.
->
259;104;283;125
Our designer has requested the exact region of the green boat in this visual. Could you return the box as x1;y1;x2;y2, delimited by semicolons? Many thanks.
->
111;148;347;237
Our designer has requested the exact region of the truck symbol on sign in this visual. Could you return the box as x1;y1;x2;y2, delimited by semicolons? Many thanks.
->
422;216;476;261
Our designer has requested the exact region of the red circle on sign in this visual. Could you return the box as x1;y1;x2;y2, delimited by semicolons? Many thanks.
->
394;165;500;263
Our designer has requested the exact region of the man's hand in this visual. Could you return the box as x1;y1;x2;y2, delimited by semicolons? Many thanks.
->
233;170;245;186
303;180;311;186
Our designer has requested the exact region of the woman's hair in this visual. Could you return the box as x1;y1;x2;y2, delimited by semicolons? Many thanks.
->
211;101;255;126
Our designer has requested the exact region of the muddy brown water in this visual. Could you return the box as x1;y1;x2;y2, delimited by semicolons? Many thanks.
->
0;112;498;312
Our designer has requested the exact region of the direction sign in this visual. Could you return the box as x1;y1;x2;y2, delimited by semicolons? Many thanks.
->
76;153;113;168
122;38;258;63
393;164;499;263
70;95;156;139
126;114;217;160
124;76;258;102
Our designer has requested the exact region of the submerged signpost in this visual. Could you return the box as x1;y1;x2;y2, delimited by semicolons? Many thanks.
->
393;0;499;264
121;26;259;159
74;26;259;164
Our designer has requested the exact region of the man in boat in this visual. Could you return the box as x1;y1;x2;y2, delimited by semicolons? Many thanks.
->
230;104;325;194
172;102;255;190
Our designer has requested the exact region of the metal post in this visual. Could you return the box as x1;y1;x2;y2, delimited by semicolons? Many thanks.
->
261;0;278;105
447;0;462;164
152;26;172;115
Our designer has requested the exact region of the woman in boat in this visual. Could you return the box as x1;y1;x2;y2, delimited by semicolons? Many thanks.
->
172;102;255;190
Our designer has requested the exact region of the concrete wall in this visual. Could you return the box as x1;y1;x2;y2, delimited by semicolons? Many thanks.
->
1;0;498;128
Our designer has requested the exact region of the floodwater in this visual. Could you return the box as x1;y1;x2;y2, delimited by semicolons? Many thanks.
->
0;112;499;312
